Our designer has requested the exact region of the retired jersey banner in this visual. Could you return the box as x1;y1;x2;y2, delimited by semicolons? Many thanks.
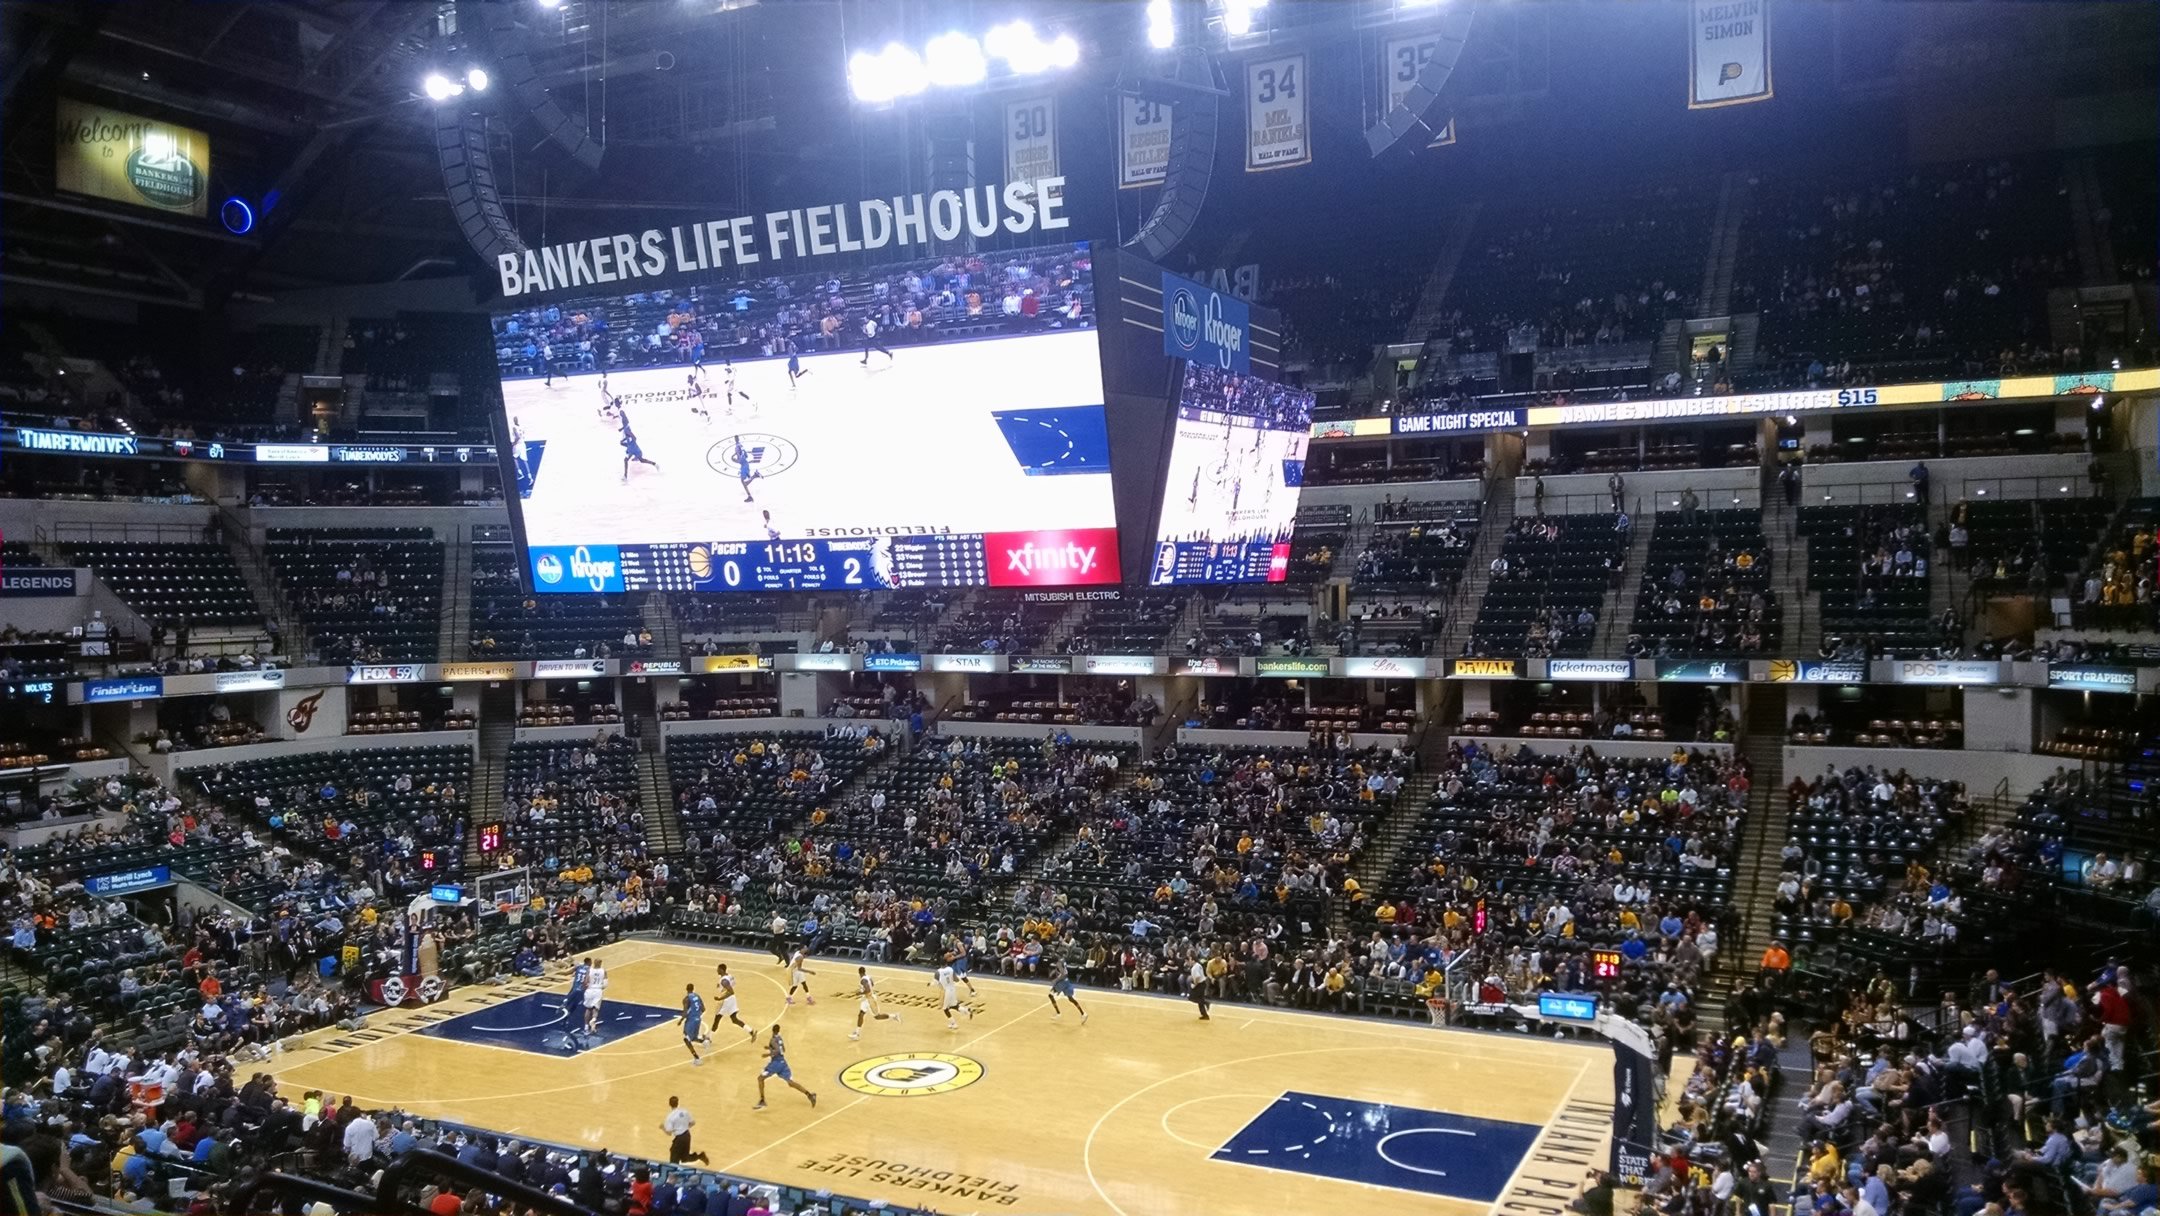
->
1245;53;1312;172
55;98;211;217
1118;96;1171;189
1382;33;1459;148
1690;0;1771;109
1004;97;1059;186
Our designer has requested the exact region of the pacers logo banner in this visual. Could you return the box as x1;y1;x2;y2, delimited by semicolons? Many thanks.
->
840;1054;985;1098
1245;52;1311;172
1118;96;1171;188
1690;0;1771;109
55;99;210;217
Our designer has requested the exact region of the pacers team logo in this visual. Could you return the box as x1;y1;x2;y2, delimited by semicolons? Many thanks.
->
706;433;800;481
839;1054;984;1098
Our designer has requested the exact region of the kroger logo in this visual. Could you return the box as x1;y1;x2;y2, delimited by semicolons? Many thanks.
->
1168;286;1201;351
535;554;564;585
569;546;618;591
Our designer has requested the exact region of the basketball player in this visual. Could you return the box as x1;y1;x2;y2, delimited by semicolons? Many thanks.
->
722;360;752;412
931;963;974;1030
753;1026;817;1111
619;415;660;485
684;371;712;425
945;943;979;998
661;1095;709;1164
679;983;708;1065
582;957;608;1033
859;315;894;365
762;511;781;543
567;957;591;1019
709;963;756;1041
511;417;531;488
1231;475;1243;513
849;966;899;1040
786;352;808;389
728;436;759;503
1187;465;1201;512
784;948;817;1006
597;375;622;424
1046;959;1088;1023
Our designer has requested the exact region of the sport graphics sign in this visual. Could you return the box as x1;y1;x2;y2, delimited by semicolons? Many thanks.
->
54;99;210;217
497;177;1070;299
1161;270;1252;374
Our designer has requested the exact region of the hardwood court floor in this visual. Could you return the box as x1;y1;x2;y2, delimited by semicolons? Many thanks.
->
267;940;1615;1216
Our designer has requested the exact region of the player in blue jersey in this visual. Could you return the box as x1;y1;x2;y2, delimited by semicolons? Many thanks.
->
561;958;593;1050
786;352;807;389
727;435;759;503
753;1026;818;1110
619;413;659;485
708;963;756;1041
1046;958;1088;1023
944;943;979;998
680;982;708;1065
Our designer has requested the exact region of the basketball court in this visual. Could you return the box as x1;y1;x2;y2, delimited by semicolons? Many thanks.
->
266;940;1616;1216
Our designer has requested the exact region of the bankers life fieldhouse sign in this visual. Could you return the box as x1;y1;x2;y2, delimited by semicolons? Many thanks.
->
495;176;1072;300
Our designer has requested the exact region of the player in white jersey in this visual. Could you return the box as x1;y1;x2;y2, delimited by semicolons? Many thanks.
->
722;360;752;414
709;962;756;1040
684;371;712;424
582;959;608;1033
931;964;974;1029
785;948;817;1006
849;966;898;1040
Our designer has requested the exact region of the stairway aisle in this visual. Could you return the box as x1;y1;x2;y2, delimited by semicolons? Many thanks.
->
436;526;470;662
1725;704;1792;999
1433;480;1516;657
1331;769;1437;939
1760;481;1816;656
466;685;516;866
1597;514;1660;653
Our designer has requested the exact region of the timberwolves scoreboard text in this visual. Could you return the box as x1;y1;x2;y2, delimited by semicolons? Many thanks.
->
492;242;1122;593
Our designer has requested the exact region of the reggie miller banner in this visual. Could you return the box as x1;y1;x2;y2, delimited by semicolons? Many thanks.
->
1689;0;1771;110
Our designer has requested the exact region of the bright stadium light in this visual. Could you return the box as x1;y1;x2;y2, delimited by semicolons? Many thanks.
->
1226;0;1267;35
984;20;1046;72
1048;33;1080;68
466;66;491;92
924;32;988;87
850;43;928;103
1147;0;1175;48
422;71;463;101
536;0;563;7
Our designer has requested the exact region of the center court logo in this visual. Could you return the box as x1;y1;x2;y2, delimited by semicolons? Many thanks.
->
1167;286;1201;352
707;433;800;481
840;1054;984;1098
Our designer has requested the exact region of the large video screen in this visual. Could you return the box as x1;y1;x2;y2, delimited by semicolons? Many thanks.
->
490;242;1119;593
1148;363;1313;585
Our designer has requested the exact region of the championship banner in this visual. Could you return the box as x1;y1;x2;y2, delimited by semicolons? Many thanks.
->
1245;52;1311;172
1382;33;1459;148
1005;97;1059;188
1689;0;1771;109
55;98;211;217
1117;96;1171;189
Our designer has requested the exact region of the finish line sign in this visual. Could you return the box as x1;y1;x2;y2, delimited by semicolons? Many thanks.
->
497;177;1070;299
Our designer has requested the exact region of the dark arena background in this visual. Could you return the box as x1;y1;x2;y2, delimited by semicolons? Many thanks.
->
0;2;2157;1215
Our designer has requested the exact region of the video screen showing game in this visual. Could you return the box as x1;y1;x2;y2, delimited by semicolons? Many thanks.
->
490;242;1120;593
1148;363;1314;585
